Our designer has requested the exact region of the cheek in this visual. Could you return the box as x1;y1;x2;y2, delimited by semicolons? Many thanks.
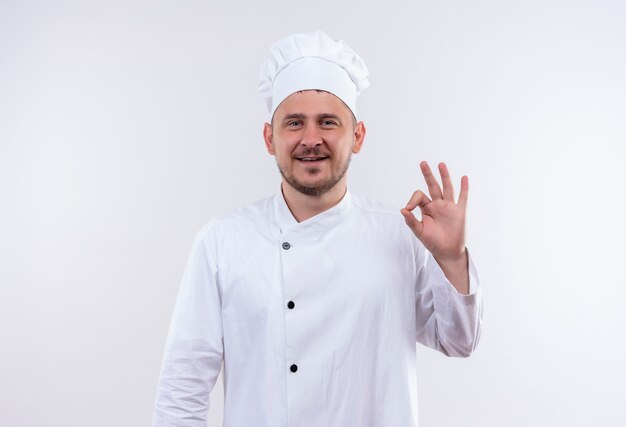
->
272;138;297;157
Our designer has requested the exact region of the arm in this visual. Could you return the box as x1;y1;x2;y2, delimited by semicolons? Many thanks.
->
434;247;469;295
153;226;224;426
415;243;483;357
401;161;483;356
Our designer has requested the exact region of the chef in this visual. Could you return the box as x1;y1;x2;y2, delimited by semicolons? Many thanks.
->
153;30;483;427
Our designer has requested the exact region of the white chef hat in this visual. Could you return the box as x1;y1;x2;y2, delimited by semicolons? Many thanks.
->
257;30;370;121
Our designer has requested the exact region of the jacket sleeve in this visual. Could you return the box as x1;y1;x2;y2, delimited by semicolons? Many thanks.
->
414;243;484;357
153;225;224;426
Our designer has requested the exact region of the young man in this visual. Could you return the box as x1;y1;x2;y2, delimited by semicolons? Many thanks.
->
153;30;483;427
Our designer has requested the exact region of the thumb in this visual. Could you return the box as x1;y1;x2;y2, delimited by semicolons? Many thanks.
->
400;208;423;240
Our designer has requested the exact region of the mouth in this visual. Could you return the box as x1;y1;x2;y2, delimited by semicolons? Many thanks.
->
295;156;329;163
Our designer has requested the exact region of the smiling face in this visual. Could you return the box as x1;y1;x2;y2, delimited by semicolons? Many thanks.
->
263;90;366;197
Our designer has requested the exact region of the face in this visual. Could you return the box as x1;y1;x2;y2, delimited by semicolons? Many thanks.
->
263;90;366;197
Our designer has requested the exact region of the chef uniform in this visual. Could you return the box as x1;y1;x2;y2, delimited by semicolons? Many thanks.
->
153;31;484;427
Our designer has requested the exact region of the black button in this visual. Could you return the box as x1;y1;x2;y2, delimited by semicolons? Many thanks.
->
287;301;295;309
290;364;298;372
282;242;291;250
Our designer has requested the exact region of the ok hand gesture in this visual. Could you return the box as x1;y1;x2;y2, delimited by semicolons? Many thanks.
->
400;161;468;264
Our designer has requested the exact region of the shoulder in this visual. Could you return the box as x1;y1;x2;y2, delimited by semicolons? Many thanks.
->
194;194;274;241
348;192;423;252
349;192;405;223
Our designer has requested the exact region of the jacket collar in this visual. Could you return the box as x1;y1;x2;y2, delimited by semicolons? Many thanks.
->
272;183;352;236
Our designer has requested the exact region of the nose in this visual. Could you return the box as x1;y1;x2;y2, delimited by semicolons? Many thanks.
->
300;124;322;147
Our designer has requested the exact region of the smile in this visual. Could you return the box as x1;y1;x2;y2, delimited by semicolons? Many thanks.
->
295;156;329;162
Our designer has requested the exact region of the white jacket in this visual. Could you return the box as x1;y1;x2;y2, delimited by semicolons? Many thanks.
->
153;188;483;426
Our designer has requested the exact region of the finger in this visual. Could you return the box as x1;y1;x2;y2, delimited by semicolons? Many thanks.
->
420;161;443;200
438;162;455;202
405;190;431;211
400;208;424;239
458;175;469;209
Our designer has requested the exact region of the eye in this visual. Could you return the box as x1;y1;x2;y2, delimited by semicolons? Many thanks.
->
286;120;302;127
321;120;338;127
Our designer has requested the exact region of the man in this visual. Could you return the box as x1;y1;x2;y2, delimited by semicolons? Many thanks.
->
153;30;483;427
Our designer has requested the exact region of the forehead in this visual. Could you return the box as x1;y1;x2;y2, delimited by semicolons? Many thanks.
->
273;90;353;121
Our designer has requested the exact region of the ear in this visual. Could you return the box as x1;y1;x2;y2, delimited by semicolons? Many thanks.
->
352;121;366;154
263;122;275;155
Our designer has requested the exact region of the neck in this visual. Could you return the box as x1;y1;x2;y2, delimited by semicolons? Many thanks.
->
281;180;347;223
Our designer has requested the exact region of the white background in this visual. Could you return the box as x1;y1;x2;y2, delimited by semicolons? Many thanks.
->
1;0;625;426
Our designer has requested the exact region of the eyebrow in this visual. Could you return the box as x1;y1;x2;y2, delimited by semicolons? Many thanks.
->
281;113;343;125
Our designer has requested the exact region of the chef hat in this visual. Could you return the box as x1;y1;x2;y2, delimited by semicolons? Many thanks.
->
257;30;370;121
